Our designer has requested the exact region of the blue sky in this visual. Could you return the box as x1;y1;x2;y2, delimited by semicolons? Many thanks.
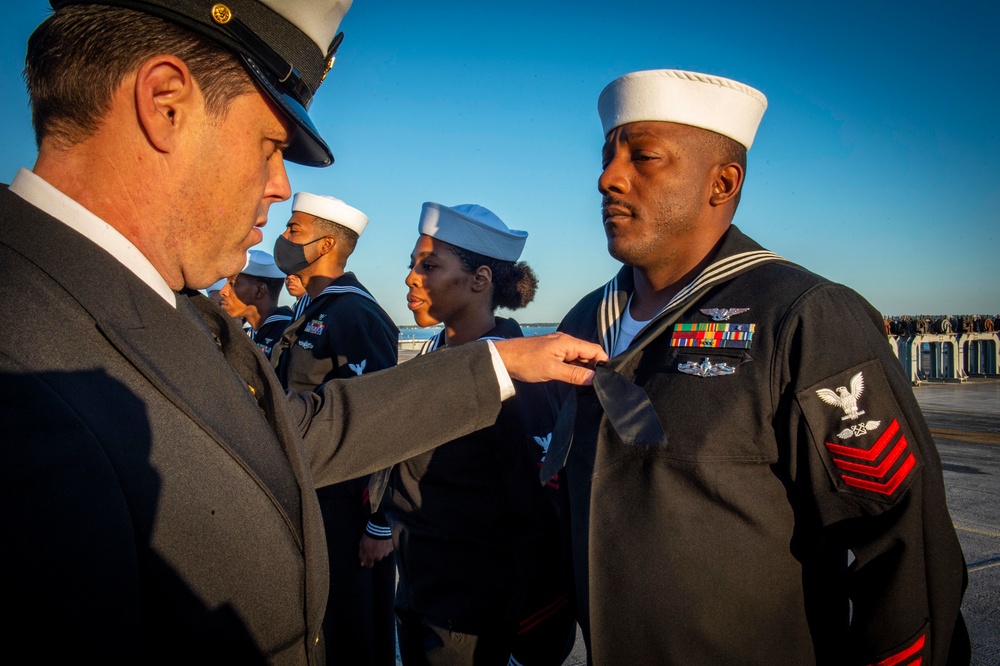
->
1;1;997;325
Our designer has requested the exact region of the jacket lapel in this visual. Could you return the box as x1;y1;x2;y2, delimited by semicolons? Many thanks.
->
1;188;305;544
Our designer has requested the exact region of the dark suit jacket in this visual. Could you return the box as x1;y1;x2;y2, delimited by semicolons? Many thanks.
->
0;186;503;664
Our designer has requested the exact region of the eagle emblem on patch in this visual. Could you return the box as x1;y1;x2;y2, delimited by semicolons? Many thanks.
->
700;307;750;321
798;361;921;503
815;371;866;420
678;357;736;377
348;359;367;375
533;433;552;457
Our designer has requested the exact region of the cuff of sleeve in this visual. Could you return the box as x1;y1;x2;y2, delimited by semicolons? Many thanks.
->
365;521;393;539
486;340;516;401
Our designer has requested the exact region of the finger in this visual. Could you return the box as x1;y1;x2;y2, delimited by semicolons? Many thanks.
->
538;333;606;364
546;362;596;386
560;338;609;364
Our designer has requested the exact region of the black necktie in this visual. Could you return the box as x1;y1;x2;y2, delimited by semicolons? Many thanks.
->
539;307;699;484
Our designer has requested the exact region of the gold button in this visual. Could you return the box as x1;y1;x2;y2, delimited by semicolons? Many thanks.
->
247;384;257;397
211;4;233;24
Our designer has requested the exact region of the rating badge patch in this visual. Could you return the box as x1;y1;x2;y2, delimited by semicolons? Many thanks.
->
797;360;921;503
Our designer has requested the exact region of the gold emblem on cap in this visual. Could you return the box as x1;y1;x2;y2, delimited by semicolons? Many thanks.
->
211;4;233;25
320;56;335;84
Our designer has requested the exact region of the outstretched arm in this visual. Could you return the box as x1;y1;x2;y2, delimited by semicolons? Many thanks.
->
288;335;607;488
493;332;607;385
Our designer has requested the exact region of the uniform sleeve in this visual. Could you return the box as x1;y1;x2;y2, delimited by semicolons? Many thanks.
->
776;283;969;665
364;509;392;540
286;342;504;486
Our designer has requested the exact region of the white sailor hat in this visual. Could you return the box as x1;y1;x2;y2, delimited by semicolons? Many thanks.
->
206;277;229;294
598;69;767;149
48;0;352;166
418;203;527;262
241;249;285;278
291;192;368;236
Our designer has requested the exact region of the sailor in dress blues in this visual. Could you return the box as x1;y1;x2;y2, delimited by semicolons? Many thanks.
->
379;202;575;666
548;68;969;665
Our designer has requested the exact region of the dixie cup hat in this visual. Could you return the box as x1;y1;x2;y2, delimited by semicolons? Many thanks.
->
206;277;229;294
598;69;767;149
48;0;353;166
241;249;285;278
418;203;527;262
292;192;368;236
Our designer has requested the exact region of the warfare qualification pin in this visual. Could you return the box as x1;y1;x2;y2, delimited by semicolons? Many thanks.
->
678;357;736;377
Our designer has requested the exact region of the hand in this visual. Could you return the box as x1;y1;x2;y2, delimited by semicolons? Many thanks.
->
494;333;608;386
358;534;393;568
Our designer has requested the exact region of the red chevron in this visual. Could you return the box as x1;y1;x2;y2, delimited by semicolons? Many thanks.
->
870;633;925;665
841;453;916;496
833;436;908;478
518;594;570;634
825;419;899;461
537;461;560;490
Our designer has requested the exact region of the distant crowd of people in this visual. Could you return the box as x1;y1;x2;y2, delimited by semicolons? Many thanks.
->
884;314;997;335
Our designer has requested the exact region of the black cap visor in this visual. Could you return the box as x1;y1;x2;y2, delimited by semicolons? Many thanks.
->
241;55;333;167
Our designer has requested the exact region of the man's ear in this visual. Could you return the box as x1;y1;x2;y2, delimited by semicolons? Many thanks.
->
709;163;744;207
318;236;337;258
471;265;493;293
134;55;198;154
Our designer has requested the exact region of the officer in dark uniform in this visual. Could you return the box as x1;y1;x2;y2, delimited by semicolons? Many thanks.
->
218;249;294;358
0;0;607;660
271;192;397;666
545;69;970;665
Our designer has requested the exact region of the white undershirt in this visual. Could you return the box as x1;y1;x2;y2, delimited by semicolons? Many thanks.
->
612;296;652;357
9;167;176;307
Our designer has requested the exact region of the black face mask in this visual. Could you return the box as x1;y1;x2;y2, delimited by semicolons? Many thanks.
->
273;235;325;275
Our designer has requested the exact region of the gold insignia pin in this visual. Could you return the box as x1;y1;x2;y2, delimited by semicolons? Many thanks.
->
211;4;233;25
320;56;335;84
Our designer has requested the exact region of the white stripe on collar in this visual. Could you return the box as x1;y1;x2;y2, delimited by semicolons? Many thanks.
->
418;332;505;355
599;275;624;353
262;312;293;326
293;295;312;319
598;249;783;355
317;284;378;304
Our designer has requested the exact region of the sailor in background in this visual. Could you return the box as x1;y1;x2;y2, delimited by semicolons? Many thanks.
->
271;192;397;666
218;249;293;358
205;276;228;307
379;202;576;666
286;272;312;320
547;69;970;665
